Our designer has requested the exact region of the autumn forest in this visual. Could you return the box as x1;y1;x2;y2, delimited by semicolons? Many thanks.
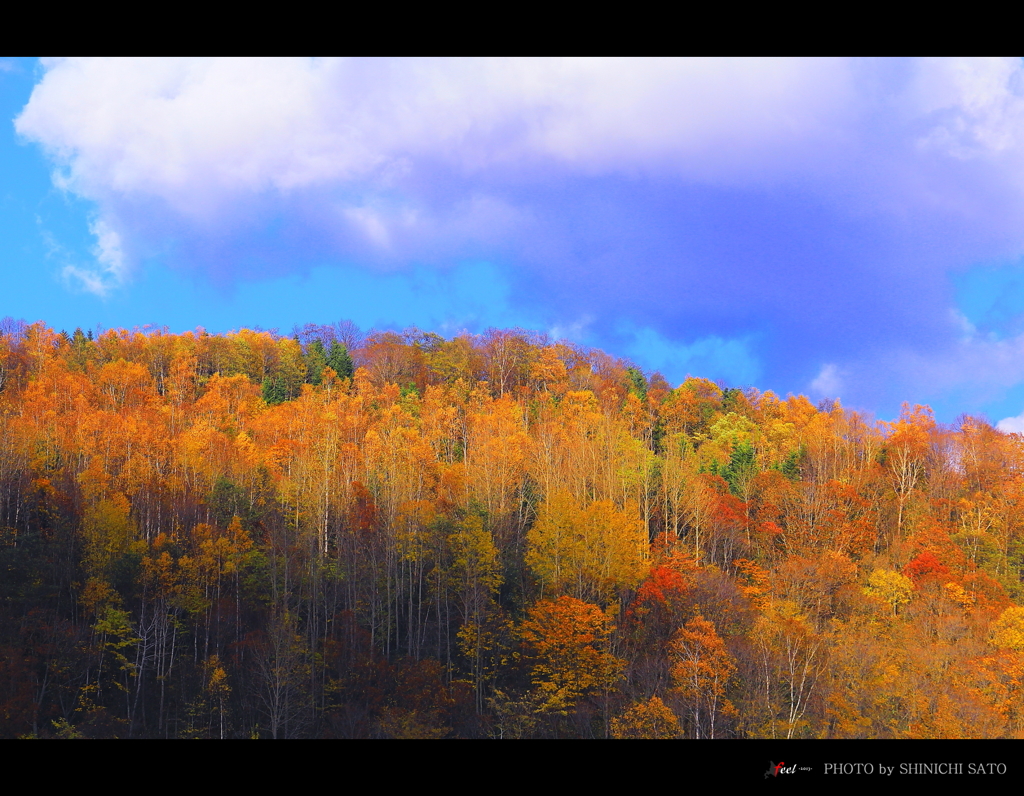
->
2;320;1024;739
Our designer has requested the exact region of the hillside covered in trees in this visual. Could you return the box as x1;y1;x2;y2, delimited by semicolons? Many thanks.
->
1;320;1023;738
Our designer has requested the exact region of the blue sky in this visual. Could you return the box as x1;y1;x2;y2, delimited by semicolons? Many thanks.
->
6;58;1024;426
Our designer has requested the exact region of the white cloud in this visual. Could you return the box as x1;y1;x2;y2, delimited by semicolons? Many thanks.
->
342;206;392;250
60;218;126;297
949;308;977;339
16;57;1024;285
549;315;594;343
19;57;1024;421
913;57;1024;161
17;58;1024;269
997;412;1024;433
34;212;125;297
823;317;1024;414
332;193;528;261
810;363;844;397
900;329;1024;395
8;58;865;280
621;325;761;386
14;58;856;216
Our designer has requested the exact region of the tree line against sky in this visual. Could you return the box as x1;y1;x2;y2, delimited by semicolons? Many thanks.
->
1;320;1023;738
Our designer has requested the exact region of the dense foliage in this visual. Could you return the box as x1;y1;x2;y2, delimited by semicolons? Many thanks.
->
1;319;1023;738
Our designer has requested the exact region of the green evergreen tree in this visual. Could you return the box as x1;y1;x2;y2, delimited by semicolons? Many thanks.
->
721;441;756;497
262;375;288;405
69;327;91;371
778;446;805;481
325;341;353;379
625;366;648;400
305;339;327;385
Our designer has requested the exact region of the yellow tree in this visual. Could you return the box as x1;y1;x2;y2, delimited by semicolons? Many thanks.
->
880;404;934;543
425;334;481;385
681;471;723;563
453;513;503;707
751;605;826;738
610;695;680;739
526;492;648;604
670;615;737;738
529;346;569;395
81;493;144;589
519;596;624;716
464;393;529;519
864;568;913;618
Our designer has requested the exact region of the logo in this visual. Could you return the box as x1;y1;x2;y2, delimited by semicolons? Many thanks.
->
764;762;809;778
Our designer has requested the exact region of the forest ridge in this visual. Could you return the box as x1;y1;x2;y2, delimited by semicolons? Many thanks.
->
1;320;1023;739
